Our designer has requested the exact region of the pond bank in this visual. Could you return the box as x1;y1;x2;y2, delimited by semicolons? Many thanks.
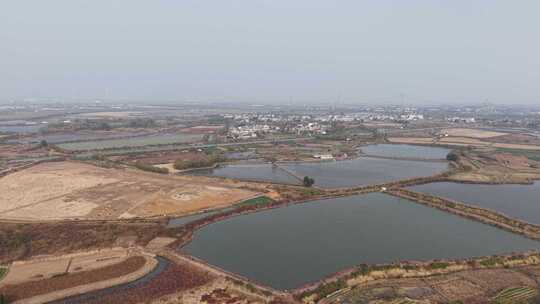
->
387;188;540;240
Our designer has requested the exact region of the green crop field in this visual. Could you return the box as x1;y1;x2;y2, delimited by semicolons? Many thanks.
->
492;286;537;304
236;196;274;208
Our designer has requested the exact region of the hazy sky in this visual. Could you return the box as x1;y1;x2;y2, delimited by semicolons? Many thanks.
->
1;1;539;104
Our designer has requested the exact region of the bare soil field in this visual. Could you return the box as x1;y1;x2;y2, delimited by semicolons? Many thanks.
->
0;254;151;302
488;133;540;145
448;151;540;183
492;142;540;150
0;248;130;286
0;161;257;220
0;144;51;159
438;136;491;146
145;237;177;251
440;128;507;138
387;137;435;145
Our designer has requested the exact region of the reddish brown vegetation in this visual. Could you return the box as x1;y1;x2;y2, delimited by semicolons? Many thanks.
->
269;297;298;304
84;262;214;304
0;256;146;302
201;288;246;304
0;221;165;264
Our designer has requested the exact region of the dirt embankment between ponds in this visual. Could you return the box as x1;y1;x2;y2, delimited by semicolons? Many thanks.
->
387;188;540;240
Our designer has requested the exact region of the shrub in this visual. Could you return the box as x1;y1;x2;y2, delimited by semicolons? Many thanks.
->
429;262;449;269
134;163;169;174
446;152;459;161
173;152;226;170
303;176;315;187
480;257;503;267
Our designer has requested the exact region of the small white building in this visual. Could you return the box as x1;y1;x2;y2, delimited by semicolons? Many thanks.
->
314;154;334;160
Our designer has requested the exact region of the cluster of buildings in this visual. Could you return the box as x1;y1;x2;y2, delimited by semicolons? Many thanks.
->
291;122;327;135
228;124;280;139
222;110;429;139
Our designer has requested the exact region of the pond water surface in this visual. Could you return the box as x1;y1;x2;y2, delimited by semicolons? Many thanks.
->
282;157;448;188
409;182;540;224
0;124;43;133
189;158;448;188
57;133;204;151
183;193;539;290
189;163;301;185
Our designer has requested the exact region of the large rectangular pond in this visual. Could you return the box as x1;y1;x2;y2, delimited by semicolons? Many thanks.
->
7;131;153;145
409;182;540;224
188;163;301;185
182;193;539;290
282;157;448;188
57;133;204;151
0;124;43;133
360;144;450;160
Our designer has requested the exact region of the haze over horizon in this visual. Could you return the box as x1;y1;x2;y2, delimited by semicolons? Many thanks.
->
2;1;539;105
